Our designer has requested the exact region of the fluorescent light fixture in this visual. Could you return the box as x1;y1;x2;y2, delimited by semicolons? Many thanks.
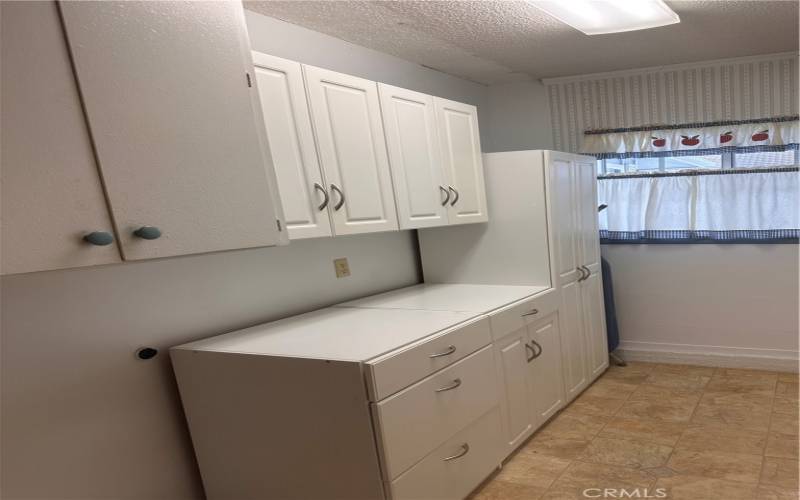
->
530;0;680;35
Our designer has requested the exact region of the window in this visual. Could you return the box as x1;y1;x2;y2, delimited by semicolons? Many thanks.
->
734;150;798;168
598;150;799;175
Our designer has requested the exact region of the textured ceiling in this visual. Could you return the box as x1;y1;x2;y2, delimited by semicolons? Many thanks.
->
244;1;799;85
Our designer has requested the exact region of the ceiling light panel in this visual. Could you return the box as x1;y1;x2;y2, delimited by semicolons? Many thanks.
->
530;0;680;35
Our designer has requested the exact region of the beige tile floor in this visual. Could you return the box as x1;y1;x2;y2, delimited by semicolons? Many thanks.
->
471;362;800;500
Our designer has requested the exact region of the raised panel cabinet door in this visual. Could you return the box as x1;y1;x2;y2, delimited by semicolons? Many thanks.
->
59;1;281;260
581;271;609;380
527;313;566;427
378;84;448;230
548;154;581;286
576;158;602;273
434;98;488;225
251;52;332;240
559;280;588;401
303;66;398;236
0;1;121;275
493;328;534;452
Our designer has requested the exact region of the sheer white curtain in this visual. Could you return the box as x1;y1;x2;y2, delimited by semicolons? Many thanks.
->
598;169;799;240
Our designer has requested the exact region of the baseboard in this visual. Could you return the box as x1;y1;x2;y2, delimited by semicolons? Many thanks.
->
617;341;799;373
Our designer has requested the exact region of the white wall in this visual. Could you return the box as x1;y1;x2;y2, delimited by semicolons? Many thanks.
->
483;80;554;152
603;244;799;366
0;11;488;499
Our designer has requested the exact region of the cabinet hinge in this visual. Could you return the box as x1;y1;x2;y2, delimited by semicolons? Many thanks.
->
246;72;252;88
276;219;282;232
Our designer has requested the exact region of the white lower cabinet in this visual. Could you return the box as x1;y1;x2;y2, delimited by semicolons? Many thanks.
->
494;327;535;452
390;407;503;500
559;279;589;401
173;286;572;500
528;313;566;423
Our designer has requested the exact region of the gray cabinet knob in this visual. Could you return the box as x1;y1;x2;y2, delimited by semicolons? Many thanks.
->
133;226;161;240
83;231;114;246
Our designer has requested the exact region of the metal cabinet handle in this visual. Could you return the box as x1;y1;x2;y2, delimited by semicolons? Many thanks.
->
435;378;462;393
439;185;451;206
448;186;459;206
577;266;588;282
133;226;161;240
83;231;114;246
582;266;591;279
442;443;470;462
525;342;536;362
330;184;345;211
429;345;457;358
531;340;543;359
522;308;539;317
314;182;330;211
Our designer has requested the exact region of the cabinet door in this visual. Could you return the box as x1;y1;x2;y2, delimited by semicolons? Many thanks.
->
434;98;488;225
527;313;566;426
559;280;588;401
581;271;609;381
378;84;448;230
304;66;398;236
548;154;581;286
59;1;281;260
0;1;121;275
252;52;331;240
576;158;601;273
493;328;534;452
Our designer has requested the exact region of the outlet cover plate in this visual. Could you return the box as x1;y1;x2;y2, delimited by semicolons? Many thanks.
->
333;258;351;278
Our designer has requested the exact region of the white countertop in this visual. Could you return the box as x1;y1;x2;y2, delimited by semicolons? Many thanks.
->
336;283;549;312
172;307;478;362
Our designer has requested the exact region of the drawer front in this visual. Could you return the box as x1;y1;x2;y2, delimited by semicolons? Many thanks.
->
390;407;503;500
368;316;491;401
488;289;557;341
375;346;498;480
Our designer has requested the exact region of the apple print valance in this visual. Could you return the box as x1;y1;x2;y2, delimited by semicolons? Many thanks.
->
581;116;799;159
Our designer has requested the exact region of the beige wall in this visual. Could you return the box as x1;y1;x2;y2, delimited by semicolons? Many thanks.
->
0;11;488;499
602;244;799;362
483;80;554;153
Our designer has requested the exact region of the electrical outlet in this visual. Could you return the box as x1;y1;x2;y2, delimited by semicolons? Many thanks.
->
333;258;351;278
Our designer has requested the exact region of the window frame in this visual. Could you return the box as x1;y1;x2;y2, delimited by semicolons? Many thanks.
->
597;149;800;175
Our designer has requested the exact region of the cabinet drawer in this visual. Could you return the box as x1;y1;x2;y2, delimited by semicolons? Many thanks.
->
488;289;557;341
374;346;498;480
390;407;503;500
367;316;491;401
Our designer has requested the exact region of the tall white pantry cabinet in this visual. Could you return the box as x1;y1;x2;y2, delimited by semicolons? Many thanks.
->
419;150;609;404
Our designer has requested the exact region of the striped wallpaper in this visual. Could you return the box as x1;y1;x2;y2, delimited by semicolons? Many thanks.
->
544;53;800;153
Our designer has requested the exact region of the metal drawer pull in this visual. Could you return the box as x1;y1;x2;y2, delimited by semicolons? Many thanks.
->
429;345;456;358
442;443;470;461
314;182;330;210
133;226;161;240
439;185;451;206
531;340;543;359
448;186;460;206
330;184;345;211
525;342;536;362
83;231;114;246
521;308;539;317
435;378;462;393
582;265;591;279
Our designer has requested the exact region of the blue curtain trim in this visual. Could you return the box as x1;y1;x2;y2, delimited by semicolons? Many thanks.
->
598;165;798;180
600;229;800;243
594;143;799;160
585;115;799;135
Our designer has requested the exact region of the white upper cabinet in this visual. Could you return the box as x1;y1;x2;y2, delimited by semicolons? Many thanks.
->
1;1;121;275
434;98;488;225
549;154;582;287
59;1;282;260
252;52;332;240
304;66;399;236
378;84;449;230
